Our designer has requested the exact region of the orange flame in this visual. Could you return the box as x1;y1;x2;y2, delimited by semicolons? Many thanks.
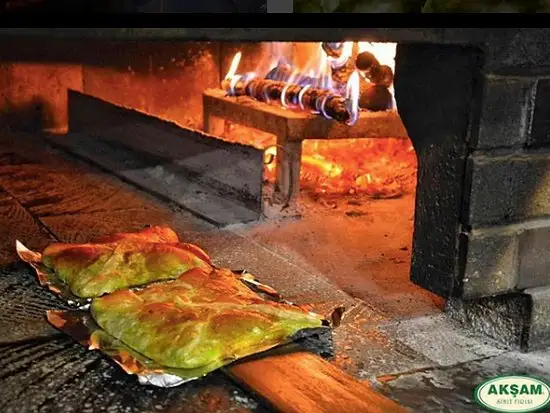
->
225;51;242;80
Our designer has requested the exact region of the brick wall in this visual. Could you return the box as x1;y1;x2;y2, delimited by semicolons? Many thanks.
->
396;34;550;351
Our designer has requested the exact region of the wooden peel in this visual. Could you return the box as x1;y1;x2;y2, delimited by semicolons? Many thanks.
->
225;351;408;413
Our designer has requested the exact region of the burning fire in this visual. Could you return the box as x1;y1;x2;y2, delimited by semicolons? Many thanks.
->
222;42;362;125
220;42;416;199
228;123;416;199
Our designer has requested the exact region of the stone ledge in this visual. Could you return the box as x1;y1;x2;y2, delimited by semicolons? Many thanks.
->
447;286;550;351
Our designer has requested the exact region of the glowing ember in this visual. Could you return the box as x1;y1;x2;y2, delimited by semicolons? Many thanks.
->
224;121;416;199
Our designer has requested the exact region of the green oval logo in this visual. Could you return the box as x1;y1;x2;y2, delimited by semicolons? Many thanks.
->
474;375;550;412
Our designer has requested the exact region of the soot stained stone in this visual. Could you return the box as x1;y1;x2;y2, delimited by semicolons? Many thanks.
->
530;79;550;148
394;43;481;297
446;294;530;350
484;28;550;72
446;288;550;352
461;231;518;299
518;225;550;289
0;337;266;413
0;264;69;344
475;76;535;149
525;286;550;351
467;153;550;226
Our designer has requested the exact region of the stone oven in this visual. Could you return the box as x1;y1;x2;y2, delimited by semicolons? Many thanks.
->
1;28;549;350
0;28;549;413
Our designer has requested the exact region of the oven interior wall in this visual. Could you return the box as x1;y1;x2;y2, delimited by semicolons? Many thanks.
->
0;39;325;133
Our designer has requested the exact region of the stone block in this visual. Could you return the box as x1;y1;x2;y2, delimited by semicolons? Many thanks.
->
1;63;82;133
447;287;550;351
446;293;530;350
484;28;550;73
82;41;221;130
519;225;550;288
462;230;518;298
525;286;550;350
474;76;536;149
529;78;550;148
467;152;550;226
0;38;86;132
82;41;152;114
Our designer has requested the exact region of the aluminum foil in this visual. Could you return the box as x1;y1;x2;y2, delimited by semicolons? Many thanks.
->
16;240;92;308
47;309;334;388
18;239;343;388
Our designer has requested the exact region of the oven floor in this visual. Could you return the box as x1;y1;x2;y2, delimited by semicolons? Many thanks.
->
238;192;442;319
1;129;548;413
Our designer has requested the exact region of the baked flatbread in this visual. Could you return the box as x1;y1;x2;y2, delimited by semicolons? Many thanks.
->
41;227;212;298
90;267;324;369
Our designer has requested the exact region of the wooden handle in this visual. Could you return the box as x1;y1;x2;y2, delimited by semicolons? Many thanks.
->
225;351;408;413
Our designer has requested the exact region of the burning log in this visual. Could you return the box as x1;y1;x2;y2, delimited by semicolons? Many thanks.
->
265;63;391;112
359;81;393;111
223;76;358;124
355;51;378;71
265;64;318;86
356;51;394;88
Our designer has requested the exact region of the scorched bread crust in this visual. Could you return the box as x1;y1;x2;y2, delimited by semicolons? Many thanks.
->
90;268;324;370
41;226;212;298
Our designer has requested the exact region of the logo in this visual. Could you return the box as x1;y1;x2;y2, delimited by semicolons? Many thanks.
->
474;375;550;412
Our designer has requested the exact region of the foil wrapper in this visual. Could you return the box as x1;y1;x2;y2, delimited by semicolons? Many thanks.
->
47;310;221;387
47;309;335;388
19;239;343;388
16;240;92;308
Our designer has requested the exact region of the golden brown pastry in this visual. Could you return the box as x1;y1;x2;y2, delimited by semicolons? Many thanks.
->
41;227;212;298
90;267;324;369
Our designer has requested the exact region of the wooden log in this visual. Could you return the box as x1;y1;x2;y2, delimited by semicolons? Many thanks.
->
202;88;409;141
356;52;394;88
262;64;391;112
224;77;353;123
225;351;408;413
